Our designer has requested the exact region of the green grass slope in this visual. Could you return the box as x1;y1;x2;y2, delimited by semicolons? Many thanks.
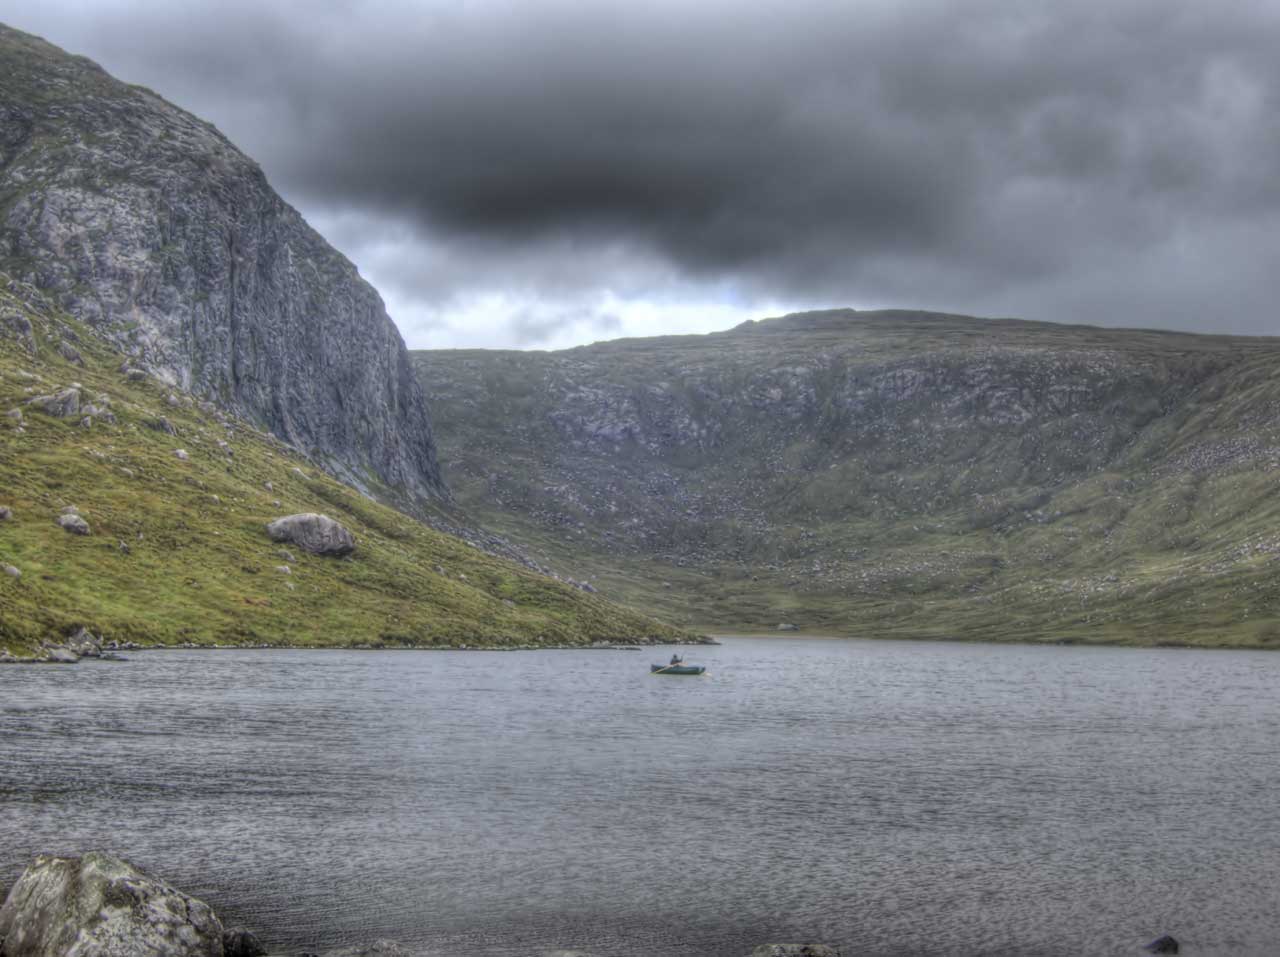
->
413;310;1280;648
0;280;685;659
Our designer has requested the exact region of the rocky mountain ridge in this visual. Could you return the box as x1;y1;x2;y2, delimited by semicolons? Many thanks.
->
0;24;444;501
414;309;1280;646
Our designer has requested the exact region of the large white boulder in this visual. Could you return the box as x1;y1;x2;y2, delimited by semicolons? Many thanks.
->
0;852;224;956
265;513;356;557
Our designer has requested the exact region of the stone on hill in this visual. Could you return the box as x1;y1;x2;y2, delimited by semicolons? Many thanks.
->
0;851;224;957
0;505;11;520
25;387;80;418
266;513;356;556
57;340;84;365
3;565;19;579
173;449;189;461
55;513;90;535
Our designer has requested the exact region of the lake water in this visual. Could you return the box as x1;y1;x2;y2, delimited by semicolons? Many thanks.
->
2;638;1278;956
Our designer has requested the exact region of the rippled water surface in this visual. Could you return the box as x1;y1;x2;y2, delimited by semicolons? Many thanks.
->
2;638;1279;956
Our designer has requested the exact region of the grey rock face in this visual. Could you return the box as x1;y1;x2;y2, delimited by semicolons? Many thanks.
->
43;647;78;664
0;26;445;501
0;851;224;956
55;512;90;535
266;513;356;556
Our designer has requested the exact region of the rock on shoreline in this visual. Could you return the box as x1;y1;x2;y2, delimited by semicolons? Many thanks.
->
0;853;842;956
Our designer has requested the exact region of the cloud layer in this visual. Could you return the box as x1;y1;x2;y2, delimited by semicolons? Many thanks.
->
9;0;1280;346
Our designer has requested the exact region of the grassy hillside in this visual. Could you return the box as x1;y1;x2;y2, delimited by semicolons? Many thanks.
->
0;279;685;659
413;310;1280;648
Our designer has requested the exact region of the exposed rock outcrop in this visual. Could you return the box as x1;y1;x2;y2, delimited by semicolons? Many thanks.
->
0;852;223;956
25;387;80;418
266;513;356;556
0;25;445;502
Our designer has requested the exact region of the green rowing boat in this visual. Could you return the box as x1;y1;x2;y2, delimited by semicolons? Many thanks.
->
651;663;706;675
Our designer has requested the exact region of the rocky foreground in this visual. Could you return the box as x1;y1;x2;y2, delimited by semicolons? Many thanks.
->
0;853;838;957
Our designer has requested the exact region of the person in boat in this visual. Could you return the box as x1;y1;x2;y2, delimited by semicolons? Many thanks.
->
669;653;683;666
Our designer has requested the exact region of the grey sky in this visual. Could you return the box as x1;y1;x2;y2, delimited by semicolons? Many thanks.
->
5;0;1280;348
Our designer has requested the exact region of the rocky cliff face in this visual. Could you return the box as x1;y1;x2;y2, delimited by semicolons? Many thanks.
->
0;25;444;500
414;310;1280;646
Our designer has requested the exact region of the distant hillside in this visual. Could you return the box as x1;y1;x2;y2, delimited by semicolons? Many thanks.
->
414;309;1280;648
0;24;443;502
0;279;684;659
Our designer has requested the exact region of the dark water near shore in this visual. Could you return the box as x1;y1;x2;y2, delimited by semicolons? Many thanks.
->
2;638;1279;956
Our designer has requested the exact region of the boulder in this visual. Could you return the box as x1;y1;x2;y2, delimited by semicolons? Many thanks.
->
750;947;841;957
1145;936;1179;954
173;449;189;461
0;505;11;520
65;627;102;658
222;927;268;957
57;341;84;366
0;853;223;957
776;623;799;632
265;513;356;557
3;565;19;579
25;387;81;419
56;513;91;535
145;417;177;435
44;647;79;664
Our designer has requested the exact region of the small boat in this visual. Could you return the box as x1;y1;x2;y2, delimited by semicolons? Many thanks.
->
651;663;706;675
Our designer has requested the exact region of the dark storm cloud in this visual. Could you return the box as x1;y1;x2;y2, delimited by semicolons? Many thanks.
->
9;0;1280;343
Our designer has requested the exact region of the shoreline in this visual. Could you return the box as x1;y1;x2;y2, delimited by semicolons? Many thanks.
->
0;852;843;957
0;634;720;665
